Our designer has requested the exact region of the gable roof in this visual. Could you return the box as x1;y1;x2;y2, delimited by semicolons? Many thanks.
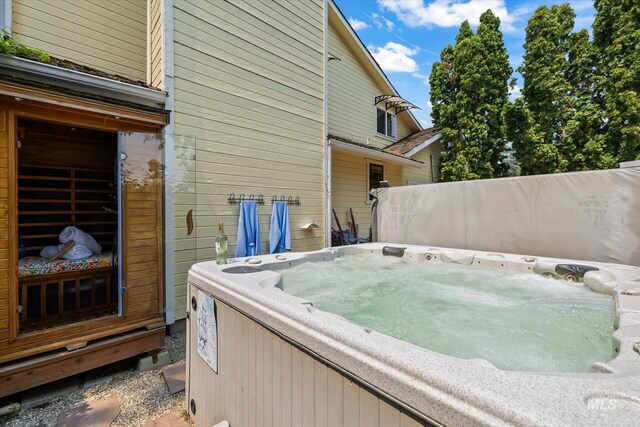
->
383;127;442;157
328;0;422;131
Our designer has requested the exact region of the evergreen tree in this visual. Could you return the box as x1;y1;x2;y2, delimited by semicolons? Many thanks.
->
476;11;512;177
593;0;640;163
517;5;574;174
430;12;512;181
507;4;608;175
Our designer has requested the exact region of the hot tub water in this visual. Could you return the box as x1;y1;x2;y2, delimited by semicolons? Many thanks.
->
281;253;614;373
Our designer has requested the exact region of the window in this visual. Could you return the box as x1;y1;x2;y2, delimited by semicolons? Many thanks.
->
368;162;384;201
376;107;396;138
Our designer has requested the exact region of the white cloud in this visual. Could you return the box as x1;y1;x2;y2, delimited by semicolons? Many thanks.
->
371;12;396;31
348;17;370;31
369;42;419;73
411;72;431;86
509;84;522;101
378;0;517;32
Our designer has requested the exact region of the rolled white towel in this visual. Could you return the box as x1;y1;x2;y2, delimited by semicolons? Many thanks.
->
39;243;93;260
62;244;92;260
39;245;59;259
59;226;102;255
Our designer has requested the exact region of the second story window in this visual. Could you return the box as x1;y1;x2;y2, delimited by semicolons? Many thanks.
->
376;108;395;139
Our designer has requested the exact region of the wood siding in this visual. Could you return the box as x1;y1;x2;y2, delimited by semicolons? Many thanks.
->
331;150;404;239
12;0;147;81
187;286;427;427
171;0;326;320
0;110;10;345
327;15;416;150
149;0;163;88
403;144;441;184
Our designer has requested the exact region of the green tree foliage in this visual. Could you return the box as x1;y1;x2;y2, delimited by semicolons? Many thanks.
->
430;11;512;181
507;2;638;175
593;0;640;163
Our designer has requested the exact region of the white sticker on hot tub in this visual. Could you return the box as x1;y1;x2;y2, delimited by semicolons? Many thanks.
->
197;289;218;373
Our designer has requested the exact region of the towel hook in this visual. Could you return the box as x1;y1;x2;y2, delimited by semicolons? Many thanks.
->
228;193;236;204
295;196;300;206
287;196;293;205
239;194;245;202
271;195;277;204
249;194;255;201
258;195;264;205
280;195;285;202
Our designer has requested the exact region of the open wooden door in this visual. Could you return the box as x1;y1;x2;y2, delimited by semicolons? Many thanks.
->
118;132;164;318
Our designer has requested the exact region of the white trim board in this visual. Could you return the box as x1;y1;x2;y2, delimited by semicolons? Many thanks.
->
330;139;424;168
0;0;11;33
162;0;176;325
323;0;331;248
402;133;443;158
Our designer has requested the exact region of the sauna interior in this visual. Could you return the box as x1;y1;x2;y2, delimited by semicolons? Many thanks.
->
17;119;119;333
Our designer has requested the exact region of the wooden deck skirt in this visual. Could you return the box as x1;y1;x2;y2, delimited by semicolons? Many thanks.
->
0;326;165;397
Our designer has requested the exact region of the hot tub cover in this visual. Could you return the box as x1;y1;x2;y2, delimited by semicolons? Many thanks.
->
18;252;114;277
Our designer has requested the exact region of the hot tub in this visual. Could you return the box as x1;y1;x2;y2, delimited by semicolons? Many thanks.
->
186;243;640;426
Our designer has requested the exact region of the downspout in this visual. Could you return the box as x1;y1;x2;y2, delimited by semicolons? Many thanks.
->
0;0;11;33
162;0;176;325
323;0;331;248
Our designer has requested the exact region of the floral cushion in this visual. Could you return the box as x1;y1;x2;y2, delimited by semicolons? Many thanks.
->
18;252;114;278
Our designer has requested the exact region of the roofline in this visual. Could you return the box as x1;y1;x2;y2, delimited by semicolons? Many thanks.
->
327;0;422;131
402;132;443;158
330;138;425;168
0;54;166;110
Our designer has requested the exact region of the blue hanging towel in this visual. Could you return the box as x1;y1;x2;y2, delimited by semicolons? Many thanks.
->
236;201;260;257
269;201;291;254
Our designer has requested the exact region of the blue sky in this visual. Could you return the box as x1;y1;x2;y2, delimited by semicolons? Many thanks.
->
335;0;596;128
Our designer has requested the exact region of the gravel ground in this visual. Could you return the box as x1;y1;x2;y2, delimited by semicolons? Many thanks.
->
4;331;193;427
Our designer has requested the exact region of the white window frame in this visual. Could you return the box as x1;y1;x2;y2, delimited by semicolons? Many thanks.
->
366;160;385;204
375;106;396;140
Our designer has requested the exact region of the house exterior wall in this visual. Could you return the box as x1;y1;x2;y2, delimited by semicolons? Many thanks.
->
327;11;416;149
11;0;147;82
331;150;403;239
149;0;163;87
403;143;441;184
171;0;326;320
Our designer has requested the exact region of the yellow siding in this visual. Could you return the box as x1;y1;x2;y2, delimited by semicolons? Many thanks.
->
149;0;163;87
12;0;147;81
403;142;442;184
172;0;325;319
327;15;417;150
331;150;403;239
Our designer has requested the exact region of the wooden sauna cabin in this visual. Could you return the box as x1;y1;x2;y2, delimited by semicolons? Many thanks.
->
0;63;168;397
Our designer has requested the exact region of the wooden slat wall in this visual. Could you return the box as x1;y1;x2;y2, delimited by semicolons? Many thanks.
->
12;0;147;81
0;110;9;343
122;133;163;317
187;289;427;427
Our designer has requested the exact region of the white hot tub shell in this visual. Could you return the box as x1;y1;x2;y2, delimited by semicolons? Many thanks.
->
186;243;640;426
